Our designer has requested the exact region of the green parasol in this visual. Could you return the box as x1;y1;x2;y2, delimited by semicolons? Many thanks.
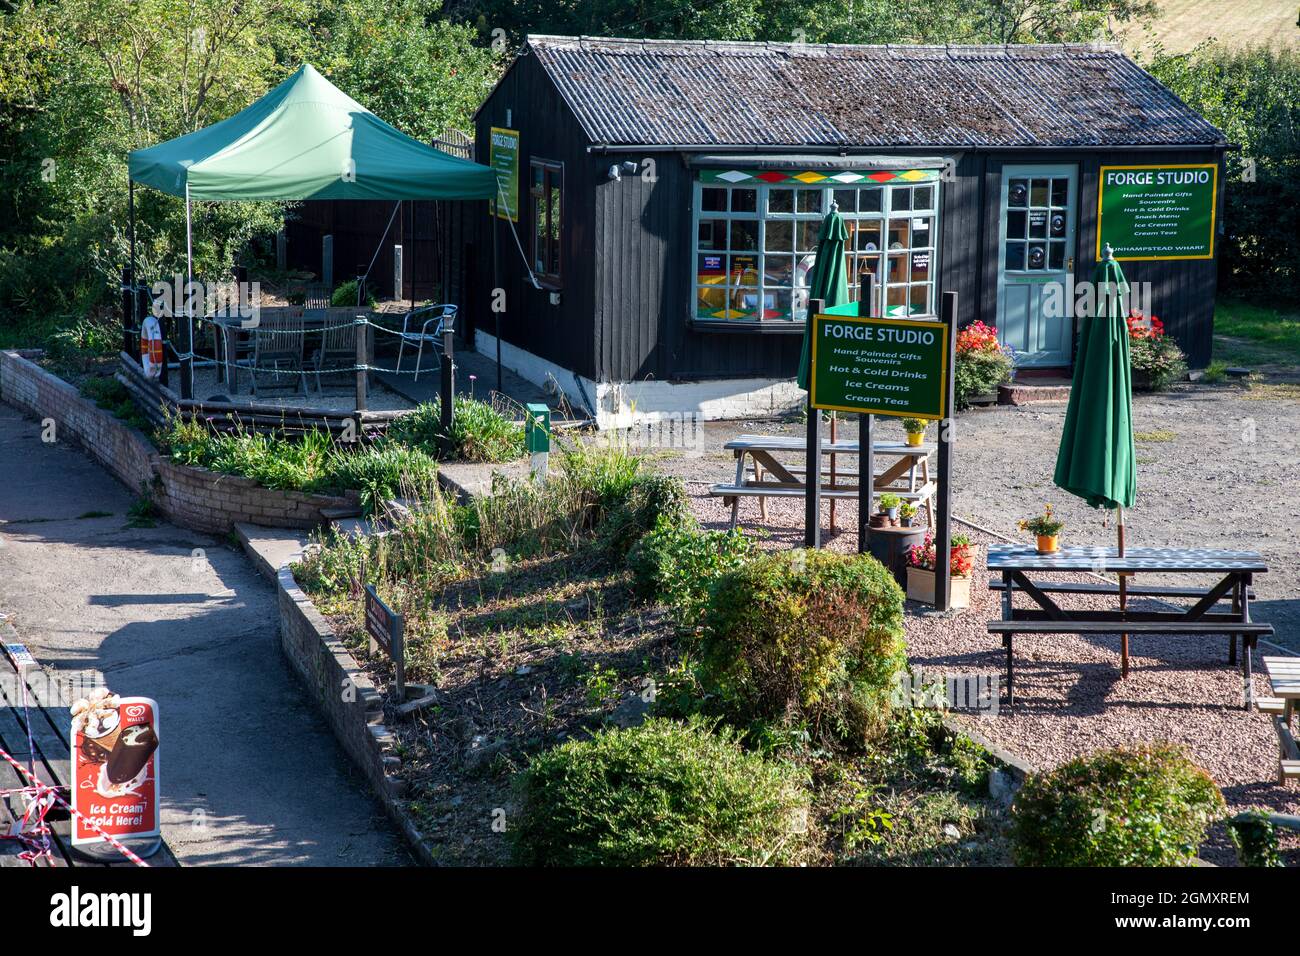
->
1053;242;1138;675
796;205;849;390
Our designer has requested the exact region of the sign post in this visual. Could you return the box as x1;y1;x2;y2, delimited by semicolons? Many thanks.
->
934;292;959;611
804;297;825;548
857;276;874;554
1097;163;1217;261
365;585;405;699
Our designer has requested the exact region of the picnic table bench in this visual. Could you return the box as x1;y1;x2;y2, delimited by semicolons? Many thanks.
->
987;545;1272;711
1259;657;1300;784
709;434;936;530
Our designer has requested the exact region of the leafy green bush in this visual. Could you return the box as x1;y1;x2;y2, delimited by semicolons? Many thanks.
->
1011;744;1225;867
697;549;906;749
595;472;691;557
384;396;524;463
512;718;810;866
1227;811;1282;868
627;519;752;631
955;349;1014;410
330;279;376;308
1128;334;1187;391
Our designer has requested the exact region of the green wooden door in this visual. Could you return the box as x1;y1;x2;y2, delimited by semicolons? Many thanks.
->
996;165;1077;367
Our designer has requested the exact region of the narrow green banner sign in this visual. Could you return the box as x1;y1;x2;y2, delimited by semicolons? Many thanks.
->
1097;163;1217;261
489;126;520;222
809;313;949;419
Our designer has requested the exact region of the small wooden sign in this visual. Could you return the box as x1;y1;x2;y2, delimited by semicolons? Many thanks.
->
365;585;405;698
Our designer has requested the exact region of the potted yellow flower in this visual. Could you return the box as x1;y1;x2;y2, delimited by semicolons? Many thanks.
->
1018;504;1065;553
901;417;928;447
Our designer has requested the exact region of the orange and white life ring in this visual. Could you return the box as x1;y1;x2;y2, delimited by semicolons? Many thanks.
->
140;315;164;379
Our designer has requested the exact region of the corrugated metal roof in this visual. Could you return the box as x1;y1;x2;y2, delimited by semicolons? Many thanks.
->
525;36;1225;149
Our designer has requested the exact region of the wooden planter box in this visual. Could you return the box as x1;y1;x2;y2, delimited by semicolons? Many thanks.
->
906;566;971;609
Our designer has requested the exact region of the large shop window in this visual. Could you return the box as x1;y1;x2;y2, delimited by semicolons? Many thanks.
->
530;159;563;285
693;169;940;323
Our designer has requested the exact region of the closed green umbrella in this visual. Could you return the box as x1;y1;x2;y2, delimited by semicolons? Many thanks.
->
796;206;849;390
1053;242;1138;674
1053;245;1136;511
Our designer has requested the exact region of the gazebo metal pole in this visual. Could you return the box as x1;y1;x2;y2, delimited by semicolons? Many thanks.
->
127;176;137;357
182;183;195;399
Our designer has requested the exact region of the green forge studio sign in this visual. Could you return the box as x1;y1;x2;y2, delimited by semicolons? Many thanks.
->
809;314;949;419
1097;164;1218;261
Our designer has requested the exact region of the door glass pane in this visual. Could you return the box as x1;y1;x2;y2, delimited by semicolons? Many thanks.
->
1028;209;1047;239
768;189;794;214
1006;210;1027;239
701;188;727;212
1050;178;1068;207
731;188;757;213
1050;211;1067;238
1048;242;1065;271
1030;179;1049;207
1005;241;1025;270
1027;243;1047;270
765;220;794;252
1008;179;1029;207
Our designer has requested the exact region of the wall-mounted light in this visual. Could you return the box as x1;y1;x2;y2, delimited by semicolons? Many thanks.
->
607;160;640;181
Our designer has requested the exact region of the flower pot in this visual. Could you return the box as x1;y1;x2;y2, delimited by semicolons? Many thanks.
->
1036;534;1059;554
906;432;924;447
906;566;971;609
901;515;914;527
885;507;900;522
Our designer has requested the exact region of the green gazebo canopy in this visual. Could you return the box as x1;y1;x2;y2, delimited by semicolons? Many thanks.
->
128;64;497;201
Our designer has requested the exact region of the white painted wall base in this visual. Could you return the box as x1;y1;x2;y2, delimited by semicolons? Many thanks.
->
474;330;805;429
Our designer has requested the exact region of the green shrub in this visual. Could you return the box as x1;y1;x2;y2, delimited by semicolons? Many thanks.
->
596;472;691;557
155;414;437;513
1227;811;1282;868
512;718;810;866
627;519;752;631
1011;744;1225;867
330;280;376;308
955;349;1013;410
1129;334;1188;391
697;549;906;749
384;396;524;463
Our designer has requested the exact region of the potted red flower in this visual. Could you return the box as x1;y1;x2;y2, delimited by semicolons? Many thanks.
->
905;532;974;608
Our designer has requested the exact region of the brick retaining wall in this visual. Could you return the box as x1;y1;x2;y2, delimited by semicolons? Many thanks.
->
0;349;356;534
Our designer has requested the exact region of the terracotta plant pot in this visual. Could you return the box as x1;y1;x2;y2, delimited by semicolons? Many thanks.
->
906;432;924;447
1036;534;1059;554
906;566;971;609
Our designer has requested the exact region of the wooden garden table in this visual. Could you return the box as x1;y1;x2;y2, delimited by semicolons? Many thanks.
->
986;545;1272;710
708;434;936;529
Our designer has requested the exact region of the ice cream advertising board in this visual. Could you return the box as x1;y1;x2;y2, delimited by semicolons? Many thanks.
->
1097;163;1217;261
70;691;160;850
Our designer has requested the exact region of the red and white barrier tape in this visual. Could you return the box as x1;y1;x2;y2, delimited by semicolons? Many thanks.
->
0;745;150;867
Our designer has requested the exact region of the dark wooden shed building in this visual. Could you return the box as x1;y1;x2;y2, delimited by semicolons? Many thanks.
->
448;36;1228;423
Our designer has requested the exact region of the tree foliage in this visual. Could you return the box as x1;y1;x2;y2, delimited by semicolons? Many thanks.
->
0;0;500;334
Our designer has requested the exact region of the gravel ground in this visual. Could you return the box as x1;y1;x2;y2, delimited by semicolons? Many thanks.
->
649;395;1300;847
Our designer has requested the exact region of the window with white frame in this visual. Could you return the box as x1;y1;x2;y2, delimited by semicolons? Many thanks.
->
692;170;940;322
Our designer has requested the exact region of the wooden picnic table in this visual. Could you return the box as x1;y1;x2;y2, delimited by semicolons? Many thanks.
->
987;545;1272;711
1261;657;1300;784
709;434;936;530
